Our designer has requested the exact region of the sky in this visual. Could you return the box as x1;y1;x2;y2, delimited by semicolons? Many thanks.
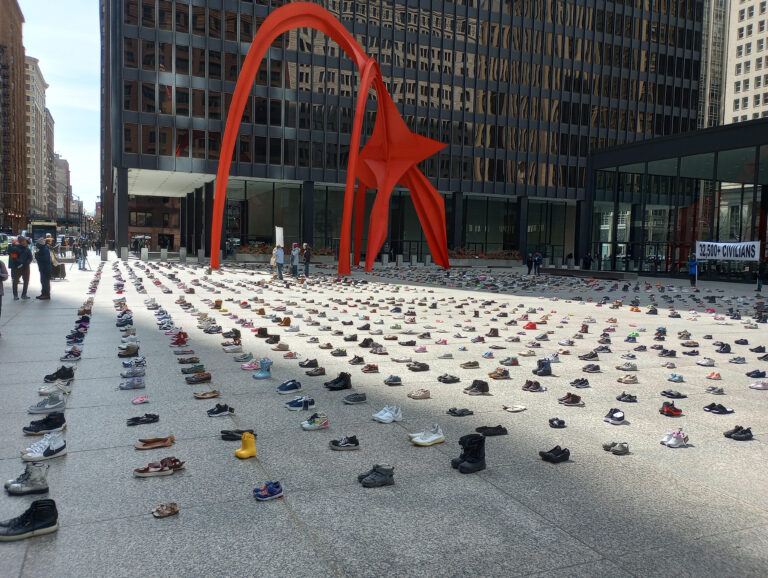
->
19;0;101;213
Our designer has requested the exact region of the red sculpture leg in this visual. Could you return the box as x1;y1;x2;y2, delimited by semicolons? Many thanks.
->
353;184;367;266
401;169;451;269
209;3;371;270
363;184;396;271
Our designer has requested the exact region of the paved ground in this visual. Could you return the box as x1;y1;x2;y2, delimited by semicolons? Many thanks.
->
2;257;768;577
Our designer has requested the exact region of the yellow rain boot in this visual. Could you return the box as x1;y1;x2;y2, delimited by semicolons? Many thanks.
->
213;299;223;310
235;432;256;459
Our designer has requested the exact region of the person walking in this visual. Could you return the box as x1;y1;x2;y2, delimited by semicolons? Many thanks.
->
0;258;8;337
35;234;54;300
8;235;32;300
758;259;767;293
582;252;593;270
290;242;300;277
688;255;698;287
302;243;311;277
272;245;284;280
526;253;533;275
534;252;543;276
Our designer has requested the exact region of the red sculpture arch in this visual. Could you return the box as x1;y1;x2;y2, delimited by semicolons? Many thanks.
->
209;2;449;273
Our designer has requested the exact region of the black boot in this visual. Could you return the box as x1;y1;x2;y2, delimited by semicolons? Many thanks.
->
457;434;486;474
0;499;58;541
451;434;475;469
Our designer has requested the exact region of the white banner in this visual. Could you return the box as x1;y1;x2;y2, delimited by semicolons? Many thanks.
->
275;226;284;247
695;241;760;261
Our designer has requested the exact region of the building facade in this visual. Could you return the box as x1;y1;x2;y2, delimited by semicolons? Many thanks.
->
54;153;70;220
0;0;26;233
697;0;728;128
24;56;49;219
103;0;705;262
586;117;768;279
44;107;55;217
723;0;768;124
127;195;180;251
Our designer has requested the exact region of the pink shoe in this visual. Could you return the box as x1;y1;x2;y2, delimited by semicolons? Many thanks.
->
241;360;261;370
132;395;149;405
414;345;427;353
434;338;447;345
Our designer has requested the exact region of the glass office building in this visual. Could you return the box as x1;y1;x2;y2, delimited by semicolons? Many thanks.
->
587;117;768;280
102;0;705;261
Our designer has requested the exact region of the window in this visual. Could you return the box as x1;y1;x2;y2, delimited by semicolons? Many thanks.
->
734;99;740;111
737;63;743;75
738;27;745;39
745;79;751;90
176;87;189;116
743;97;749;108
746;61;752;73
762;2;767;14
129;212;152;227
192;6;206;35
758;76;763;88
764;92;768;104
760;20;766;33
738;45;744;57
739;9;746;21
162;213;170;227
748;24;754;36
759;39;766;52
746;43;753;55
748;6;755;18
175;3;188;33
735;81;742;93
124;38;138;68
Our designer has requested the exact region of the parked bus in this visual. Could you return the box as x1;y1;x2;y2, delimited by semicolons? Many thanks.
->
28;221;58;244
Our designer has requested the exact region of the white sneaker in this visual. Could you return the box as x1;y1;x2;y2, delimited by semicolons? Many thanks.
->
285;325;299;332
544;353;560;363
392;356;412;363
696;357;715;366
373;405;402;423
223;344;242;353
22;432;67;461
749;381;768;390
438;353;453;359
121;336;140;344
665;431;688;448
38;381;72;396
660;431;675;445
410;424;445;446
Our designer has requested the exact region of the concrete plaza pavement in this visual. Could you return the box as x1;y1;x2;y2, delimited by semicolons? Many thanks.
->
1;257;768;577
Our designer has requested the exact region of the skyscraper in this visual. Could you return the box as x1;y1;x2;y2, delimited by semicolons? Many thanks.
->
0;0;26;232
24;56;48;219
103;0;705;261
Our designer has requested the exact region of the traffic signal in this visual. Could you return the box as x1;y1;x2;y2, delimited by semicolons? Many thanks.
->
65;227;69;232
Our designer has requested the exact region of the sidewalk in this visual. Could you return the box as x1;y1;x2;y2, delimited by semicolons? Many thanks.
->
1;258;768;576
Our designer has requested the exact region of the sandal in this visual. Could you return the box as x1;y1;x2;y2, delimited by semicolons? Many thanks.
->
126;413;159;426
193;390;220;399
502;405;527;413
160;456;185;471
446;408;473;417
135;435;175;450
152;503;179;518
134;462;173;477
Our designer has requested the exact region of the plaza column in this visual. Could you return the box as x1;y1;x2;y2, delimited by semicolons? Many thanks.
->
115;167;129;255
186;192;195;253
302;181;314;245
452;191;463;249
204;181;214;258
193;187;203;257
180;197;187;251
517;196;528;258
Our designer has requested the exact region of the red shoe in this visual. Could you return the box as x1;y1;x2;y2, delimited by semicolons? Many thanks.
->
523;322;537;330
659;402;682;417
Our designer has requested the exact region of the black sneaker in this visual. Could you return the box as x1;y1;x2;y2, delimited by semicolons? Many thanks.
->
731;427;753;441
43;366;74;384
325;372;352;390
299;358;318;368
578;351;598;361
359;338;373;348
633;345;647;352
329;435;360;451
398;340;416;347
0;499;59;541
349;355;365;365
475;425;508;436
343;393;367;405
343;334;358;342
717;344;731;354
207;404;234;417
750;346;766;353
22;412;66;435
723;425;744;438
548;418;566;429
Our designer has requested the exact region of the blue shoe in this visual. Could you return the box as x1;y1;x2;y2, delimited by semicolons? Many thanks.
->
253;481;283;501
118;378;146;390
277;380;301;394
122;356;147;368
252;368;271;380
667;374;683;383
285;396;315;411
624;336;636;343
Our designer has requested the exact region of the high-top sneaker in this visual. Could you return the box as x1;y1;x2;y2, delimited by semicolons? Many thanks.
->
0;499;59;541
252;359;273;380
359;464;395;488
579;323;589;334
5;463;50;495
485;328;499;338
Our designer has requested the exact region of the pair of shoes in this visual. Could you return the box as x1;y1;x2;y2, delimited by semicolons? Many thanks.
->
603;408;625;425
357;465;394;487
451;434;486;473
659;402;683;416
408;424;445;446
539;446;570;463
724;425;753;440
602;441;629;455
253;481;283;500
548;417;566;428
661;430;689;448
616;392;637;403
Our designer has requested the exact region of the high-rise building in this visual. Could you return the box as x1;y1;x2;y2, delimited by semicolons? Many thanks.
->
24;56;48;219
103;0;704;261
0;0;26;232
723;0;768;124
698;0;729;128
53;153;70;220
44;107;55;218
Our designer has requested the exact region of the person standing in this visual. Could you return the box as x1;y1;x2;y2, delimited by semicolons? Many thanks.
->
272;245;284;280
35;235;53;300
302;242;311;277
526;253;533;275
534;252;543;276
290;242;300;277
0;259;8;337
758;259;766;292
582;252;593;270
688;255;698;287
8;235;32;300
78;241;88;270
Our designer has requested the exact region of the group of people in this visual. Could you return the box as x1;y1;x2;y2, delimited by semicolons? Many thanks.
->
271;242;311;280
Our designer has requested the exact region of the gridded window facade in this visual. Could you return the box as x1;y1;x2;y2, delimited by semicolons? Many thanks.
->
114;0;704;200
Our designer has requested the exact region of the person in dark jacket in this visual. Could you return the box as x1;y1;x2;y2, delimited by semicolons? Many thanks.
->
302;243;311;277
526;253;533;275
35;235;53;300
8;236;33;300
758;259;766;292
0;259;8;336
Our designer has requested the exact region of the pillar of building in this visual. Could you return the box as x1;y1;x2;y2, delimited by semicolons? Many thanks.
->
302;181;314;245
193;187;203;256
203;181;214;257
452;191;463;249
517;196;528;258
185;192;194;252
115;167;129;251
180;197;187;250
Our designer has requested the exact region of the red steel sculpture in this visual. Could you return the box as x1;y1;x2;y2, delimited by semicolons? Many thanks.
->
208;2;450;274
